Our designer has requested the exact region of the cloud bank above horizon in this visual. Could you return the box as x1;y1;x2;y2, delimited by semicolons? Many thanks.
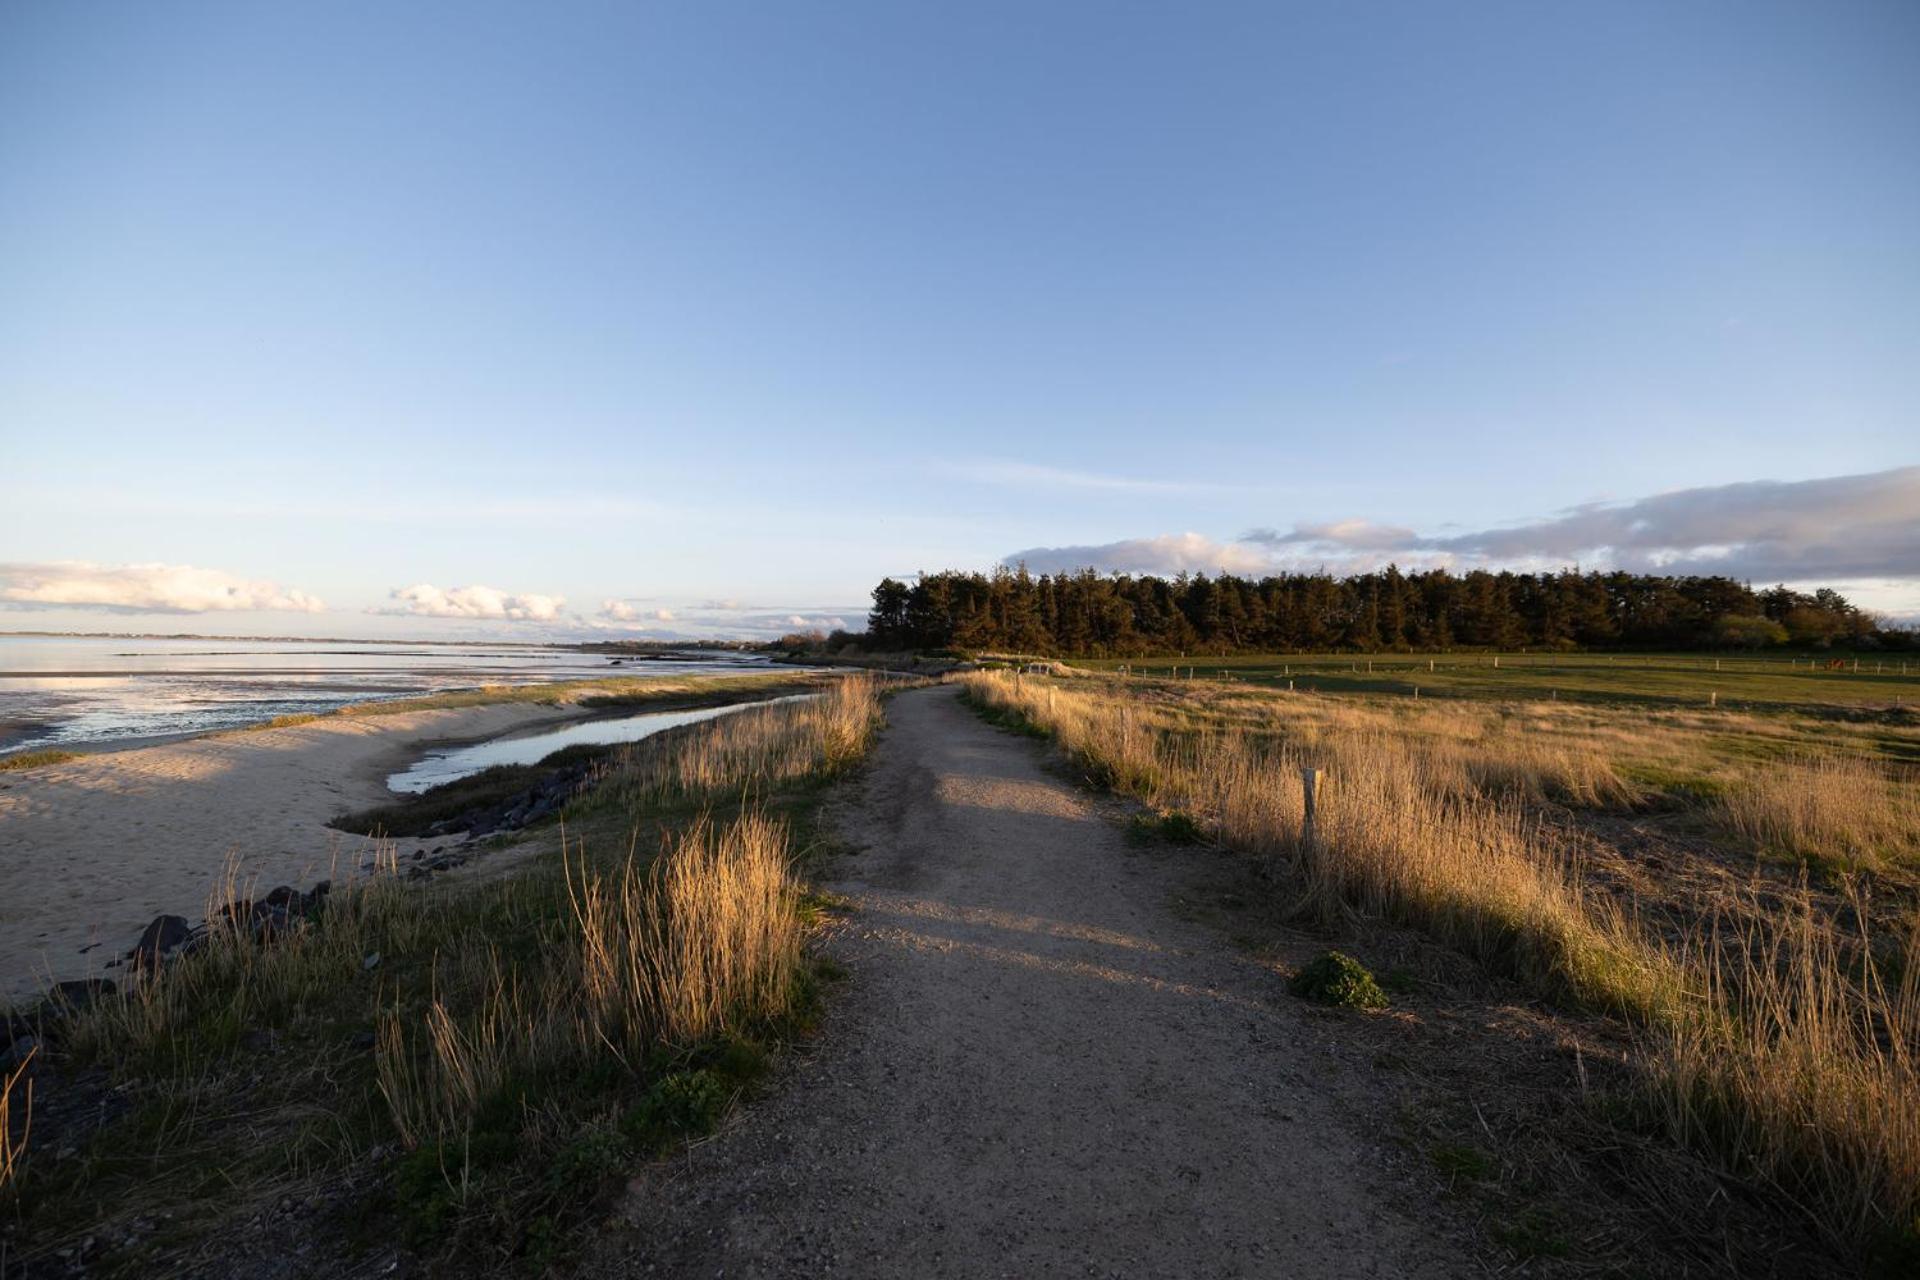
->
373;583;568;622
0;561;326;615
1005;467;1920;599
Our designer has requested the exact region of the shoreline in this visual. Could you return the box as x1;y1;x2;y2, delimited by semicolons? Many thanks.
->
0;699;593;1002
0;673;831;1001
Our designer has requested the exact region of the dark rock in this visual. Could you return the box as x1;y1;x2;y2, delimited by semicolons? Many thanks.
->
2;1032;40;1070
249;903;294;941
262;885;299;908
44;979;115;1016
128;914;192;971
348;1030;377;1052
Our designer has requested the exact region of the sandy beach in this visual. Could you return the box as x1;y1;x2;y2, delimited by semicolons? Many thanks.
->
0;701;587;1000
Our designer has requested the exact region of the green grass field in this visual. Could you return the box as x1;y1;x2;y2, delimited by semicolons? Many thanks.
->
1075;651;1920;714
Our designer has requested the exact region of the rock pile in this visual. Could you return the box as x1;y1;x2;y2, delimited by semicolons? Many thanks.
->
420;759;596;838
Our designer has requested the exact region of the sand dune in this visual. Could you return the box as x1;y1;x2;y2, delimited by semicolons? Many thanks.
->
0;702;582;1000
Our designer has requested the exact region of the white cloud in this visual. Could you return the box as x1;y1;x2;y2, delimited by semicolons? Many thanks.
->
597;599;676;626
0;561;325;614
1003;532;1271;576
374;584;565;621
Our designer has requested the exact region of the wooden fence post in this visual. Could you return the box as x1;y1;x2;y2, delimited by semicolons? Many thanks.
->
1301;768;1324;850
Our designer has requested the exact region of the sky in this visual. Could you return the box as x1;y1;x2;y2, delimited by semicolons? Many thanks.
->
1;0;1916;639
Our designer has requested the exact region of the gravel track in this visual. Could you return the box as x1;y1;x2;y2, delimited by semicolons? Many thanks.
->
590;686;1473;1277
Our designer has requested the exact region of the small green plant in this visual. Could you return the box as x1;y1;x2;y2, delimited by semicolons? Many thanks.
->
620;1069;731;1153
1289;951;1389;1010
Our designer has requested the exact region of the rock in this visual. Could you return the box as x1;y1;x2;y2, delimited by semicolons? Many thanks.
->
44;978;115;1016
1;1032;38;1070
128;913;192;971
362;952;381;972
262;885;299;908
249;903;294;941
348;1030;377;1052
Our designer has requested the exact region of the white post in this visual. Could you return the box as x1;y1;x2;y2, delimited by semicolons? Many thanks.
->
1710;691;1717;707
1493;656;1500;669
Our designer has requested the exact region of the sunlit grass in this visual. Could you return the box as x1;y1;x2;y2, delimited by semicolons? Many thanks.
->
960;669;1920;1260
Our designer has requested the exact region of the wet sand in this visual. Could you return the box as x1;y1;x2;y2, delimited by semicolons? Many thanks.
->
0;701;588;1001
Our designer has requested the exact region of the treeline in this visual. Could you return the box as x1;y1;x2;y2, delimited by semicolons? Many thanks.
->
858;568;1910;656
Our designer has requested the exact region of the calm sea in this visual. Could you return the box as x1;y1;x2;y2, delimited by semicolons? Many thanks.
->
0;635;769;752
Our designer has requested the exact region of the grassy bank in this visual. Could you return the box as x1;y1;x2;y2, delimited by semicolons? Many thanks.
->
0;677;884;1274
961;669;1919;1267
242;668;832;731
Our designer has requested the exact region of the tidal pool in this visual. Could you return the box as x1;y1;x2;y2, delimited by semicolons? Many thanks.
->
386;693;814;793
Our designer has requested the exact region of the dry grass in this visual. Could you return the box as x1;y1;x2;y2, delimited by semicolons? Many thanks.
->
1656;890;1920;1255
577;675;882;812
2;1045;32;1196
961;670;1920;1261
0;748;82;772
1719;754;1920;870
377;814;801;1148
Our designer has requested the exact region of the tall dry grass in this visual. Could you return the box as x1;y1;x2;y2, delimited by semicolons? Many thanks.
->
961;670;1920;1257
579;676;882;812
377;814;801;1147
56;680;876;1146
1719;754;1920;870
1656;892;1920;1251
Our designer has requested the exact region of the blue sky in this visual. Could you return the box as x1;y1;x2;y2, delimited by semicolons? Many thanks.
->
2;1;1916;637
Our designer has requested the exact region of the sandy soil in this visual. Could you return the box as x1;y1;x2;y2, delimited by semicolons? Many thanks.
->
0;702;585;1000
587;687;1474;1277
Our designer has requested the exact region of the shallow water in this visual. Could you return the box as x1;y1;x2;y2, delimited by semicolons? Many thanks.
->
0;635;774;751
385;693;815;793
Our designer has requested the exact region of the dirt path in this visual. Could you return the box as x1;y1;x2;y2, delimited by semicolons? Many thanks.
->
592;687;1475;1277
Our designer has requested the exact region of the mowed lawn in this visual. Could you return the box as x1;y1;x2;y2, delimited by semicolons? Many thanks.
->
1075;651;1920;714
